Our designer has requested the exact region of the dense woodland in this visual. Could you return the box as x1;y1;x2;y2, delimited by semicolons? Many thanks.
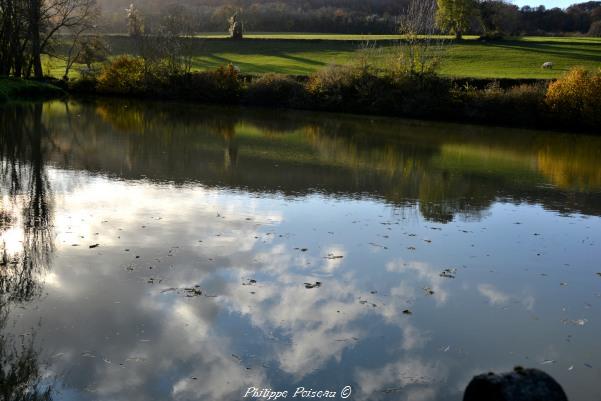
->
96;0;601;35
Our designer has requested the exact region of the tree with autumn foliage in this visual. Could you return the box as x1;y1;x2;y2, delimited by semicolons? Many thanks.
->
436;0;478;40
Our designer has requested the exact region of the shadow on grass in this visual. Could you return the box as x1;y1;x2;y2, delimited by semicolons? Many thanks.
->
196;51;329;74
467;40;601;64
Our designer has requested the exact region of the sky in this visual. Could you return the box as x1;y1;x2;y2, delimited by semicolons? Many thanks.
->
511;0;580;8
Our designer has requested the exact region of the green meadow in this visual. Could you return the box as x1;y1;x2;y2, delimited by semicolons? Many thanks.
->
45;34;601;79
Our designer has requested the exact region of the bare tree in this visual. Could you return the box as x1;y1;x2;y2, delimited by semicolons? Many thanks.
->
28;0;44;78
58;0;100;79
0;0;29;76
63;34;108;79
126;3;142;37
128;4;196;79
395;0;445;75
33;0;99;77
1;0;99;78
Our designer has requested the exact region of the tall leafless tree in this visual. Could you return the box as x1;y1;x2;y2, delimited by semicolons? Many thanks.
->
396;0;445;75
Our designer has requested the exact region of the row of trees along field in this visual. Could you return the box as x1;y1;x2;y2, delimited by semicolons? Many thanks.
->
97;0;601;36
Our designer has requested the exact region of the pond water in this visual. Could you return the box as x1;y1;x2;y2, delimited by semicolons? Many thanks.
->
1;100;600;401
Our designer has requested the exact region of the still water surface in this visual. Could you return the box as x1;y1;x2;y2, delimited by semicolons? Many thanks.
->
1;100;600;401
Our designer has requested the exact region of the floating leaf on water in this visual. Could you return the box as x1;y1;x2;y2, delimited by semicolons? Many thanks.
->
440;268;457;279
572;319;588;326
183;287;202;297
381;387;404;394
125;356;146;363
324;254;343;260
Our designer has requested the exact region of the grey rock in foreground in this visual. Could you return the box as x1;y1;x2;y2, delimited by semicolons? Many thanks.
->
464;367;568;401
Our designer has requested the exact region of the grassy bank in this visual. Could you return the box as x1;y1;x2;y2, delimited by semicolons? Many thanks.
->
0;78;64;102
46;35;601;79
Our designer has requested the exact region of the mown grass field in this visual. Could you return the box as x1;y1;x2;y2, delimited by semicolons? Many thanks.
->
45;34;601;79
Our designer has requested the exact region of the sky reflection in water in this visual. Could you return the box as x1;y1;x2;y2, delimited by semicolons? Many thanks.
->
1;100;600;401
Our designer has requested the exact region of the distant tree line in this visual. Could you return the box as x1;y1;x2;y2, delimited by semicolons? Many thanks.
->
96;0;601;36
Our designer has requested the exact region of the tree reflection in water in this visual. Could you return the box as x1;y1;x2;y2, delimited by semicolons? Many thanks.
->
1;103;54;401
88;99;601;219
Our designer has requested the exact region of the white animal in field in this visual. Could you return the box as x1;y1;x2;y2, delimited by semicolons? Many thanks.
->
542;62;554;69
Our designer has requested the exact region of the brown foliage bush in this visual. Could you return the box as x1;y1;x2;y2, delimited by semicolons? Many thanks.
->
97;56;146;94
546;67;601;127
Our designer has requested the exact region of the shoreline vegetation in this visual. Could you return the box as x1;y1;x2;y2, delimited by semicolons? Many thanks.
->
0;78;64;102
2;62;600;134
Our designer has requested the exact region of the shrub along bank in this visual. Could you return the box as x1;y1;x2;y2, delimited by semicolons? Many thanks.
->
70;57;601;133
